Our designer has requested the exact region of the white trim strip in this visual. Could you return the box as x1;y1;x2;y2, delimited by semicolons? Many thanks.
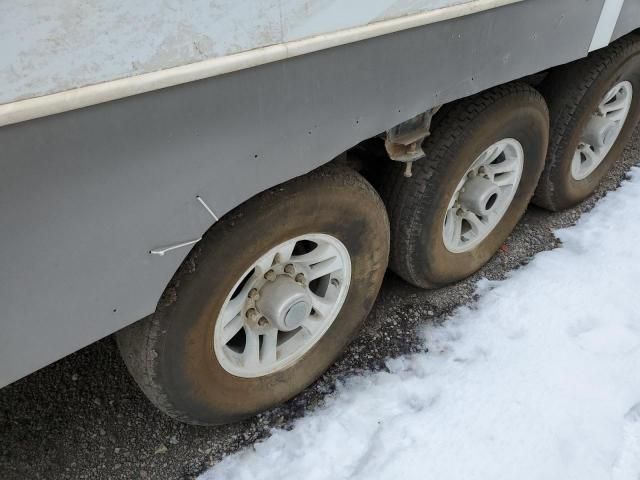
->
589;0;625;52
0;0;521;128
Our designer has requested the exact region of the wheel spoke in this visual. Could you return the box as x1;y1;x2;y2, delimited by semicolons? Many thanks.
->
444;209;463;245
274;241;296;264
242;327;261;368
581;145;598;170
571;150;583;176
601;95;628;114
254;252;277;275
462;211;487;237
221;270;257;325
492;171;519;187
301;316;323;335
598;90;627;113
221;297;243;327
485;156;519;176
601;87;620;106
260;329;278;364
221;314;244;344
484;210;501;227
290;243;334;266
308;255;343;281
606;108;628;123
254;241;300;273
310;291;333;317
477;143;503;165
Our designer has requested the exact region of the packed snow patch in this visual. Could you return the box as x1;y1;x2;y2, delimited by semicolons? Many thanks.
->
201;168;640;480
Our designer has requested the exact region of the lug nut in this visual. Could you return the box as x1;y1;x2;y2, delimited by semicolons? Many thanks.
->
248;288;260;300
284;264;295;275
246;308;259;321
295;273;306;285
264;270;276;281
257;317;269;327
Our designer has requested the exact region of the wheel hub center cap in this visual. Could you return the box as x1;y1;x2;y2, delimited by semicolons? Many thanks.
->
584;116;619;149
284;301;310;329
256;276;311;331
459;176;501;216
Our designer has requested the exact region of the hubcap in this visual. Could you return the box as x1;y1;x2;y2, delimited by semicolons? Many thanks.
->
572;81;633;180
443;138;524;253
458;176;501;216
213;234;351;378
256;276;312;331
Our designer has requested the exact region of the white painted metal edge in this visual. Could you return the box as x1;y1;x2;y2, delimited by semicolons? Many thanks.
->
150;238;202;256
196;196;219;222
589;0;625;52
0;0;521;128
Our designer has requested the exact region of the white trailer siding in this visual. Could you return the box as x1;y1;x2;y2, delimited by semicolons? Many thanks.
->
2;0;486;105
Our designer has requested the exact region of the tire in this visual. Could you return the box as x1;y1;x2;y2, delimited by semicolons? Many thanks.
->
534;34;640;211
116;165;389;425
385;83;549;288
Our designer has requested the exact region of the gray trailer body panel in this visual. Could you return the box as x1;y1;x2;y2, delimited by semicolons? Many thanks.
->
1;0;637;387
614;1;640;40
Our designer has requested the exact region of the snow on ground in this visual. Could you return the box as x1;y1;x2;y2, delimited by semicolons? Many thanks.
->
201;167;640;480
